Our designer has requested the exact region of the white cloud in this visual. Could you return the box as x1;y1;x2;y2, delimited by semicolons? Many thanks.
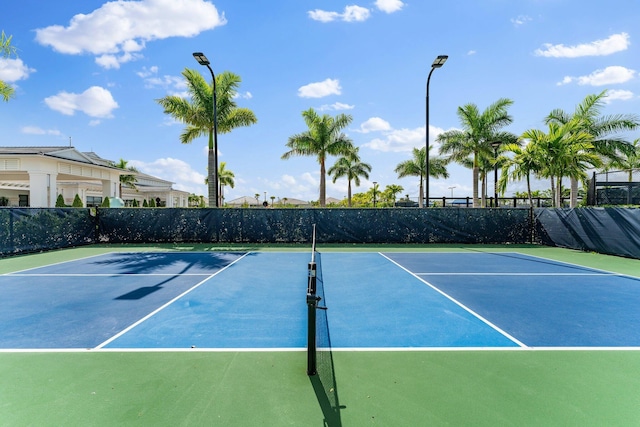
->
308;5;370;22
362;124;446;152
319;102;355;111
44;86;119;118
357;117;391;133
375;0;404;13
298;78;341;98
129;157;206;194
34;0;226;69
604;89;635;103
535;32;630;58
0;58;35;82
511;15;532;26
467;50;477;56
557;66;636;86
21;126;62;136
233;91;253;99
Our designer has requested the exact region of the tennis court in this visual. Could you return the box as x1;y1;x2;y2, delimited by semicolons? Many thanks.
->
1;244;640;425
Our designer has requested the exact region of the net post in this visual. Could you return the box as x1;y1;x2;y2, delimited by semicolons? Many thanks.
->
307;261;318;375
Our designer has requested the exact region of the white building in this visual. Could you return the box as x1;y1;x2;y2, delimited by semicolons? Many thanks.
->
0;146;191;208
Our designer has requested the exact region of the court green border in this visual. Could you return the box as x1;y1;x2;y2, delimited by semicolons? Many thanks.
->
1;244;639;425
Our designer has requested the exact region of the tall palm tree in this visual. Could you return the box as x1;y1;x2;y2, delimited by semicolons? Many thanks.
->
282;108;355;206
437;98;517;207
156;68;257;207
545;90;640;207
217;162;235;206
394;147;449;208
113;158;138;198
327;147;372;207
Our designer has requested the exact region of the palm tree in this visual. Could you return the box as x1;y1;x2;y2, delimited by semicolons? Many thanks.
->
607;138;640;181
383;184;404;206
217;162;235;206
156;68;257;207
327;147;372;207
437;98;517;207
545;90;640;207
522;120;600;207
282;108;355;206
394;147;449;207
1;31;17;102
113;158;138;198
368;182;381;207
498;141;543;207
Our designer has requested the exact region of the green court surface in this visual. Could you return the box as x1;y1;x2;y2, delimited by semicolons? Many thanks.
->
1;244;640;426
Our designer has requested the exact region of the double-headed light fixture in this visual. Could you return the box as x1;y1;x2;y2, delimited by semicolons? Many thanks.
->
425;54;448;207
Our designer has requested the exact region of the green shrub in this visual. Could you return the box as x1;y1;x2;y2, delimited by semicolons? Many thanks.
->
55;194;66;207
101;197;110;207
143;199;148;207
72;194;83;207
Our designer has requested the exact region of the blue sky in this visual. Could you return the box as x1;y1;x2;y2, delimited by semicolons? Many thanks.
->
2;0;639;202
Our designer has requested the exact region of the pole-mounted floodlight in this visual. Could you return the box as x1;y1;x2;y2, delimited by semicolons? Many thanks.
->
425;54;448;208
192;52;219;207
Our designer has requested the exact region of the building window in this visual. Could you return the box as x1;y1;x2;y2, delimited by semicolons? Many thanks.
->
19;194;29;207
86;196;103;207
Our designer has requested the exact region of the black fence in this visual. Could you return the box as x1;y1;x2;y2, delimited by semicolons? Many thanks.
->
2;207;639;260
587;169;640;206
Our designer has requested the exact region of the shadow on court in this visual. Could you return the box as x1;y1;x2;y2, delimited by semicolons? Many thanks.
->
310;372;344;427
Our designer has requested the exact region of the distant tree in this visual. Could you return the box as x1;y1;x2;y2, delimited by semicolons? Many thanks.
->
382;184;404;206
283;108;355;206
143;199;149;207
156;69;257;207
149;198;156;207
1;31;18;102
114;159;138;197
218;162;235;206
132;199;139;207
72;194;83;207
101;197;110;208
328;147;371;207
55;194;66;207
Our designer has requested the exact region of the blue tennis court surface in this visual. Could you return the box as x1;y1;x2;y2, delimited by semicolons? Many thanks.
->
1;251;639;350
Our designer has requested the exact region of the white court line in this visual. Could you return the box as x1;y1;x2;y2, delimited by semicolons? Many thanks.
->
93;252;251;350
416;272;619;276
2;251;118;275
379;252;528;348
3;346;640;353
4;273;214;277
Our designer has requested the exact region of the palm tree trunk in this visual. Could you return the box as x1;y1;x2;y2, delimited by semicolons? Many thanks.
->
526;175;533;207
347;180;352;207
570;177;578;208
319;158;326;207
550;177;556;207
418;172;424;208
473;166;480;208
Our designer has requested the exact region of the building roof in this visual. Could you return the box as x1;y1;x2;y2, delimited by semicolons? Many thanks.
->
0;146;121;170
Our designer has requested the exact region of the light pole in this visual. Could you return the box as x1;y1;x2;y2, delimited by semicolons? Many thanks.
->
192;52;219;208
491;141;501;208
448;186;456;198
425;55;448;208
